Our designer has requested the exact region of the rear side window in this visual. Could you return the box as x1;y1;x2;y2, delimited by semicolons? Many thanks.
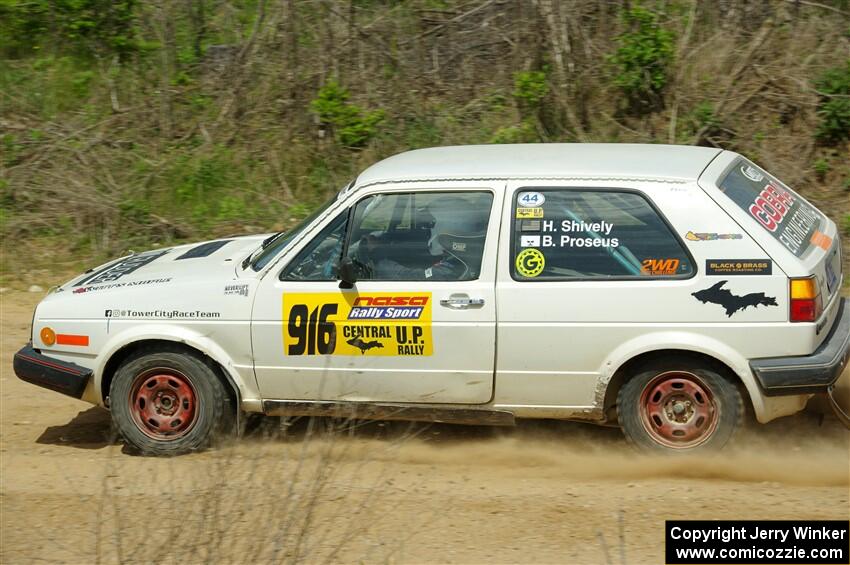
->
718;159;823;257
511;189;694;280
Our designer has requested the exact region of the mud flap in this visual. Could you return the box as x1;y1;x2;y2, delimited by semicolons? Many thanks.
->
827;369;850;429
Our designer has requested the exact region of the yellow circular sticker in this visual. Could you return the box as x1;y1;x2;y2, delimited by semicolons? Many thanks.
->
516;249;545;278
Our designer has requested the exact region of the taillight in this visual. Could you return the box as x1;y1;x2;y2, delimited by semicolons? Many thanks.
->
789;277;822;322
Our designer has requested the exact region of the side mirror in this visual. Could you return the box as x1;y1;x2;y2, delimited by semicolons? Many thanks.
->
337;257;357;289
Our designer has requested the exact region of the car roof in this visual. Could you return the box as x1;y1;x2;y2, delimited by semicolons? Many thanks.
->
354;144;724;188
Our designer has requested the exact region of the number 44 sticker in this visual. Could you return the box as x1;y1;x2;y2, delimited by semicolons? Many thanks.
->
518;191;545;207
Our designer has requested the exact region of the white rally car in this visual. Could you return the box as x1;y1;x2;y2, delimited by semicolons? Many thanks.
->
14;144;850;455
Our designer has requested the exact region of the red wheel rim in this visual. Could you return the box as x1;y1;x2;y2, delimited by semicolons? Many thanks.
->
129;369;198;440
638;371;719;449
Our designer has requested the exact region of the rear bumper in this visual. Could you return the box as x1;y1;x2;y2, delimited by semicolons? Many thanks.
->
750;298;850;396
13;343;92;399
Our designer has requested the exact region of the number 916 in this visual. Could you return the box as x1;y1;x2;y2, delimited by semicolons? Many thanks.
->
287;303;338;355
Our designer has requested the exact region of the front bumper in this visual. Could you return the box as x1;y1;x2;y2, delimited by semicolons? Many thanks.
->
750;298;850;397
13;343;92;399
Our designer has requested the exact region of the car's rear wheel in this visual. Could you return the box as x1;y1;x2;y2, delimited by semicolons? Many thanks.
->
617;358;742;452
110;349;230;456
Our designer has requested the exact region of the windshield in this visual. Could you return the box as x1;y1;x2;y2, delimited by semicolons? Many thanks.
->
249;190;342;271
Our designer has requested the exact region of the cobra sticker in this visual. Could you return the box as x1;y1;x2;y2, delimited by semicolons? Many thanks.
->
282;293;432;356
720;163;822;257
516;249;545;277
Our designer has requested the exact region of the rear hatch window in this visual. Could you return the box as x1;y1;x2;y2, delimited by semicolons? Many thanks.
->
719;159;824;257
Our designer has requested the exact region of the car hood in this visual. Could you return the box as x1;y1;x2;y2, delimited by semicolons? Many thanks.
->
60;235;269;294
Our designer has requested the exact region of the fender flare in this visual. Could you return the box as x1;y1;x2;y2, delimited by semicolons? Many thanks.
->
600;330;768;421
93;324;261;411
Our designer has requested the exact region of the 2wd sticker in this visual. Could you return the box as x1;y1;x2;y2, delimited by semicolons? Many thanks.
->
705;259;772;276
515;249;545;277
516;207;544;219
641;258;681;276
283;293;432;356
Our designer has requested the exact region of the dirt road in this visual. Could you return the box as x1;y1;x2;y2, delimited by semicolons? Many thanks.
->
2;291;848;564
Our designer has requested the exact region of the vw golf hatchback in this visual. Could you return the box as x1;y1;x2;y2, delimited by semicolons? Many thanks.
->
14;144;849;454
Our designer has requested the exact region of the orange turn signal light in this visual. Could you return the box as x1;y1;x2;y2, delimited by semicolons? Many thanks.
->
40;327;56;346
790;278;817;300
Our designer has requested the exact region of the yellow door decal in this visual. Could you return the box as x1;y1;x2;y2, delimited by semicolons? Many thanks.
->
516;207;544;219
515;249;545;277
282;293;433;356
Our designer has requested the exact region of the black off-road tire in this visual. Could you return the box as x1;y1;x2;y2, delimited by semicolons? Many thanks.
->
109;348;232;456
617;357;743;452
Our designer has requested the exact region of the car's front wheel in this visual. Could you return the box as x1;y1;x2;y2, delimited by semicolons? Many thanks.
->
109;348;231;456
617;358;742;452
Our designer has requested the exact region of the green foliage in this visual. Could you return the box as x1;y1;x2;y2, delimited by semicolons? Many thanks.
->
287;202;315;219
843;214;850;237
70;69;95;96
813;158;830;180
608;5;674;113
173;153;231;203
164;148;262;230
403;116;442;149
2;55;101;116
2;134;20;166
310;81;385;148
691;102;717;129
119;198;151;224
489;120;539;144
0;0;139;58
512;70;549;114
814;60;850;145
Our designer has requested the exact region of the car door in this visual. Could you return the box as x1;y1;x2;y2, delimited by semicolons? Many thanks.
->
251;184;502;404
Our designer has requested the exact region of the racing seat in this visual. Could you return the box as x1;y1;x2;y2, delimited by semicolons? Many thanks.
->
437;233;486;279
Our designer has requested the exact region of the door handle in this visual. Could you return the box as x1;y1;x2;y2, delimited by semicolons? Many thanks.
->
440;296;485;309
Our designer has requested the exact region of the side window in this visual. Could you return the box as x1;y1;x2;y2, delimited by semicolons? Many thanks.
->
280;212;348;281
719;158;822;257
346;191;494;281
512;189;694;280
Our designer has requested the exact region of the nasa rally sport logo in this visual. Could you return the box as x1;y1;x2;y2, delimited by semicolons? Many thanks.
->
516;249;545;278
348;295;429;320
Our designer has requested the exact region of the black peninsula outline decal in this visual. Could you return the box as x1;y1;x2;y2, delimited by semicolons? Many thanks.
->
346;337;384;354
691;280;778;317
